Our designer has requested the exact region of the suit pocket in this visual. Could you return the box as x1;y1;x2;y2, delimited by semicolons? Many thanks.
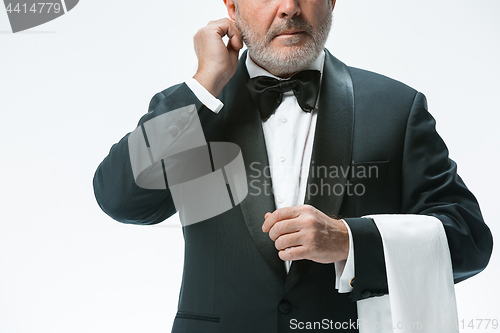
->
175;311;221;323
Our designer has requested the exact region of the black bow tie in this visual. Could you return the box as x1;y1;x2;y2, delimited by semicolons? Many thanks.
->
246;70;321;121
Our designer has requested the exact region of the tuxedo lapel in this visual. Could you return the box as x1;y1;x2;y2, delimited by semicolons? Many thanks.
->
305;50;355;215
285;50;355;291
222;51;287;282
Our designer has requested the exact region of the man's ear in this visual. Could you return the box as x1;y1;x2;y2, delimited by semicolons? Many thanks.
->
224;0;237;21
331;0;336;10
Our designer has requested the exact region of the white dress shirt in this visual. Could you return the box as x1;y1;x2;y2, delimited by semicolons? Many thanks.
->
185;51;354;293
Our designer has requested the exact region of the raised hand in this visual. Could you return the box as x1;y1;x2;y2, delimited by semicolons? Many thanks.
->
193;18;244;97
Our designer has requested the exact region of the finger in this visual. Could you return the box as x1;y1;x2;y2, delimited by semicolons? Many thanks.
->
268;218;302;241
229;35;243;50
274;232;303;251
225;21;243;50
278;246;306;261
262;207;301;232
211;19;242;48
226;36;241;59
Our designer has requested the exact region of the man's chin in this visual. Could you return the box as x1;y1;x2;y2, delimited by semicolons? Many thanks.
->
252;52;317;77
264;44;311;60
247;40;321;76
270;35;309;48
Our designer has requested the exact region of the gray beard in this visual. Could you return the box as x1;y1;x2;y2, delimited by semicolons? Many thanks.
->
235;12;332;77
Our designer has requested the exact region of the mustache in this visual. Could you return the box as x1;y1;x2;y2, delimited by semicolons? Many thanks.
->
266;17;314;42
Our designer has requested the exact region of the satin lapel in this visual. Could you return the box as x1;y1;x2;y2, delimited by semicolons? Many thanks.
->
285;50;355;292
222;52;287;282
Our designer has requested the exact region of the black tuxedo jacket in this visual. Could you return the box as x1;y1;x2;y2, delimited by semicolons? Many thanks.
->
93;49;493;333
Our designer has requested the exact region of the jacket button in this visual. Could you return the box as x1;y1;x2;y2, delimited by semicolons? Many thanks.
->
362;291;371;299
278;300;292;314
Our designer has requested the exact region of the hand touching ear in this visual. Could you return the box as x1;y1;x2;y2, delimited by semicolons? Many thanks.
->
193;18;244;97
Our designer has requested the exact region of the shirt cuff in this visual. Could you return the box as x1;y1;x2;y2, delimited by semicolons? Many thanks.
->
185;77;224;114
335;219;355;293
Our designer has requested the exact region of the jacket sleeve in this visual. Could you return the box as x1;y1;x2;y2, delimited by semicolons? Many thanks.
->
93;83;207;225
345;92;493;301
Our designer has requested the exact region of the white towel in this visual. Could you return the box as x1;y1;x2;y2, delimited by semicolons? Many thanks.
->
357;215;459;333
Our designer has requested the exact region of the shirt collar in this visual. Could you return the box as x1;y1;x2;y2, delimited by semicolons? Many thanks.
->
245;50;326;80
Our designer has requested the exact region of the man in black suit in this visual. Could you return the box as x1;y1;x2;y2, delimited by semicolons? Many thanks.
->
93;0;493;332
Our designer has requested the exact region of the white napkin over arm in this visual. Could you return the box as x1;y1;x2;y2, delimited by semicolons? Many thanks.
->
356;214;459;333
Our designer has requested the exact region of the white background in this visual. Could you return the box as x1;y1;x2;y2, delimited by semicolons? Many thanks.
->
0;0;499;332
